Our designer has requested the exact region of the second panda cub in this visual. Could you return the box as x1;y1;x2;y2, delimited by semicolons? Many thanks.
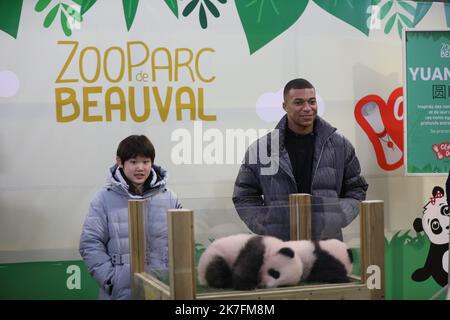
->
261;239;353;286
288;239;353;283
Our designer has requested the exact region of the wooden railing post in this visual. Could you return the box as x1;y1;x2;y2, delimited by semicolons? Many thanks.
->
289;193;312;240
128;200;146;274
168;209;196;300
360;200;385;300
128;200;146;299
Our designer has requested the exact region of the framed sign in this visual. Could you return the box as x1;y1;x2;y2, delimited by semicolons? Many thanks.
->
404;29;450;175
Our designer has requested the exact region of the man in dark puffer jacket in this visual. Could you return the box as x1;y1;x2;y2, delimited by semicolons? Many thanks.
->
233;78;368;241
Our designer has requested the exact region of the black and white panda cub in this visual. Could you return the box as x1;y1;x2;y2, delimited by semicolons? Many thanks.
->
197;234;303;290
260;239;353;287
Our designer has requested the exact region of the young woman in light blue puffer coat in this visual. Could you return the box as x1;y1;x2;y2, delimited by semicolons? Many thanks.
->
79;135;181;299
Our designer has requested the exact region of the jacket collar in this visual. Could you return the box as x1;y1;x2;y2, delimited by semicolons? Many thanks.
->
106;164;168;199
275;114;336;149
272;115;337;183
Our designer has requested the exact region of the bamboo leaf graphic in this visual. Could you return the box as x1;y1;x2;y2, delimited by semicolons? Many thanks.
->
379;1;431;38
123;0;139;31
60;10;72;36
35;0;52;12
397;0;415;16
164;0;179;18
43;4;60;27
183;0;226;29
199;3;207;28
204;0;220;18
397;17;402;39
398;13;412;28
0;0;23;38
384;13;396;34
412;2;431;26
235;0;309;54
183;0;199;17
379;0;393;20
62;3;82;22
313;0;372;36
80;0;97;16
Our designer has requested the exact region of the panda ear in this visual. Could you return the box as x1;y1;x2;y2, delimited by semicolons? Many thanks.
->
432;186;444;197
278;247;294;258
413;218;423;232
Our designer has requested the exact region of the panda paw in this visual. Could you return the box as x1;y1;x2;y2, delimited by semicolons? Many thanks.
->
411;267;431;282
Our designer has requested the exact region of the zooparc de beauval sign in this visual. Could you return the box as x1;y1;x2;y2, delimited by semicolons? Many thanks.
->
54;41;217;123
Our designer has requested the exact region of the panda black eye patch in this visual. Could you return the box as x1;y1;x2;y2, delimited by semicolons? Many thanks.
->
268;269;280;279
440;205;449;216
431;219;442;233
278;247;294;258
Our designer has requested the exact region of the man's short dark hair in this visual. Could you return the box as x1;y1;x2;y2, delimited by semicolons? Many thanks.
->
283;78;315;100
116;135;155;163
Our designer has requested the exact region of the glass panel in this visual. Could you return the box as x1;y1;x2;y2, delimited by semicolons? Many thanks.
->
137;195;362;294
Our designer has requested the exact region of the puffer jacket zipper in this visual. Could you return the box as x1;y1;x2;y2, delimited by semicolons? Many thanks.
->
310;132;334;194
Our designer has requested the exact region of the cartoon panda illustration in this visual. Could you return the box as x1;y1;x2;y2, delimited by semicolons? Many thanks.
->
412;186;449;287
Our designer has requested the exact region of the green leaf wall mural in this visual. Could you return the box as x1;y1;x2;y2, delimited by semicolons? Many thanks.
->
183;0;227;29
123;0;139;31
235;0;309;54
0;0;23;39
0;1;447;54
60;6;72;36
413;2;432;26
164;0;179;18
312;0;373;36
34;0;95;36
35;0;51;12
80;0;97;16
380;0;434;38
43;4;60;28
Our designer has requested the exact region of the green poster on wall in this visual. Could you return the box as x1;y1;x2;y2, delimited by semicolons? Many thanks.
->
404;30;450;175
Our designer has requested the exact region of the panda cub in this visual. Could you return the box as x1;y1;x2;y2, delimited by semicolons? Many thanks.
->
198;234;303;290
261;239;353;286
